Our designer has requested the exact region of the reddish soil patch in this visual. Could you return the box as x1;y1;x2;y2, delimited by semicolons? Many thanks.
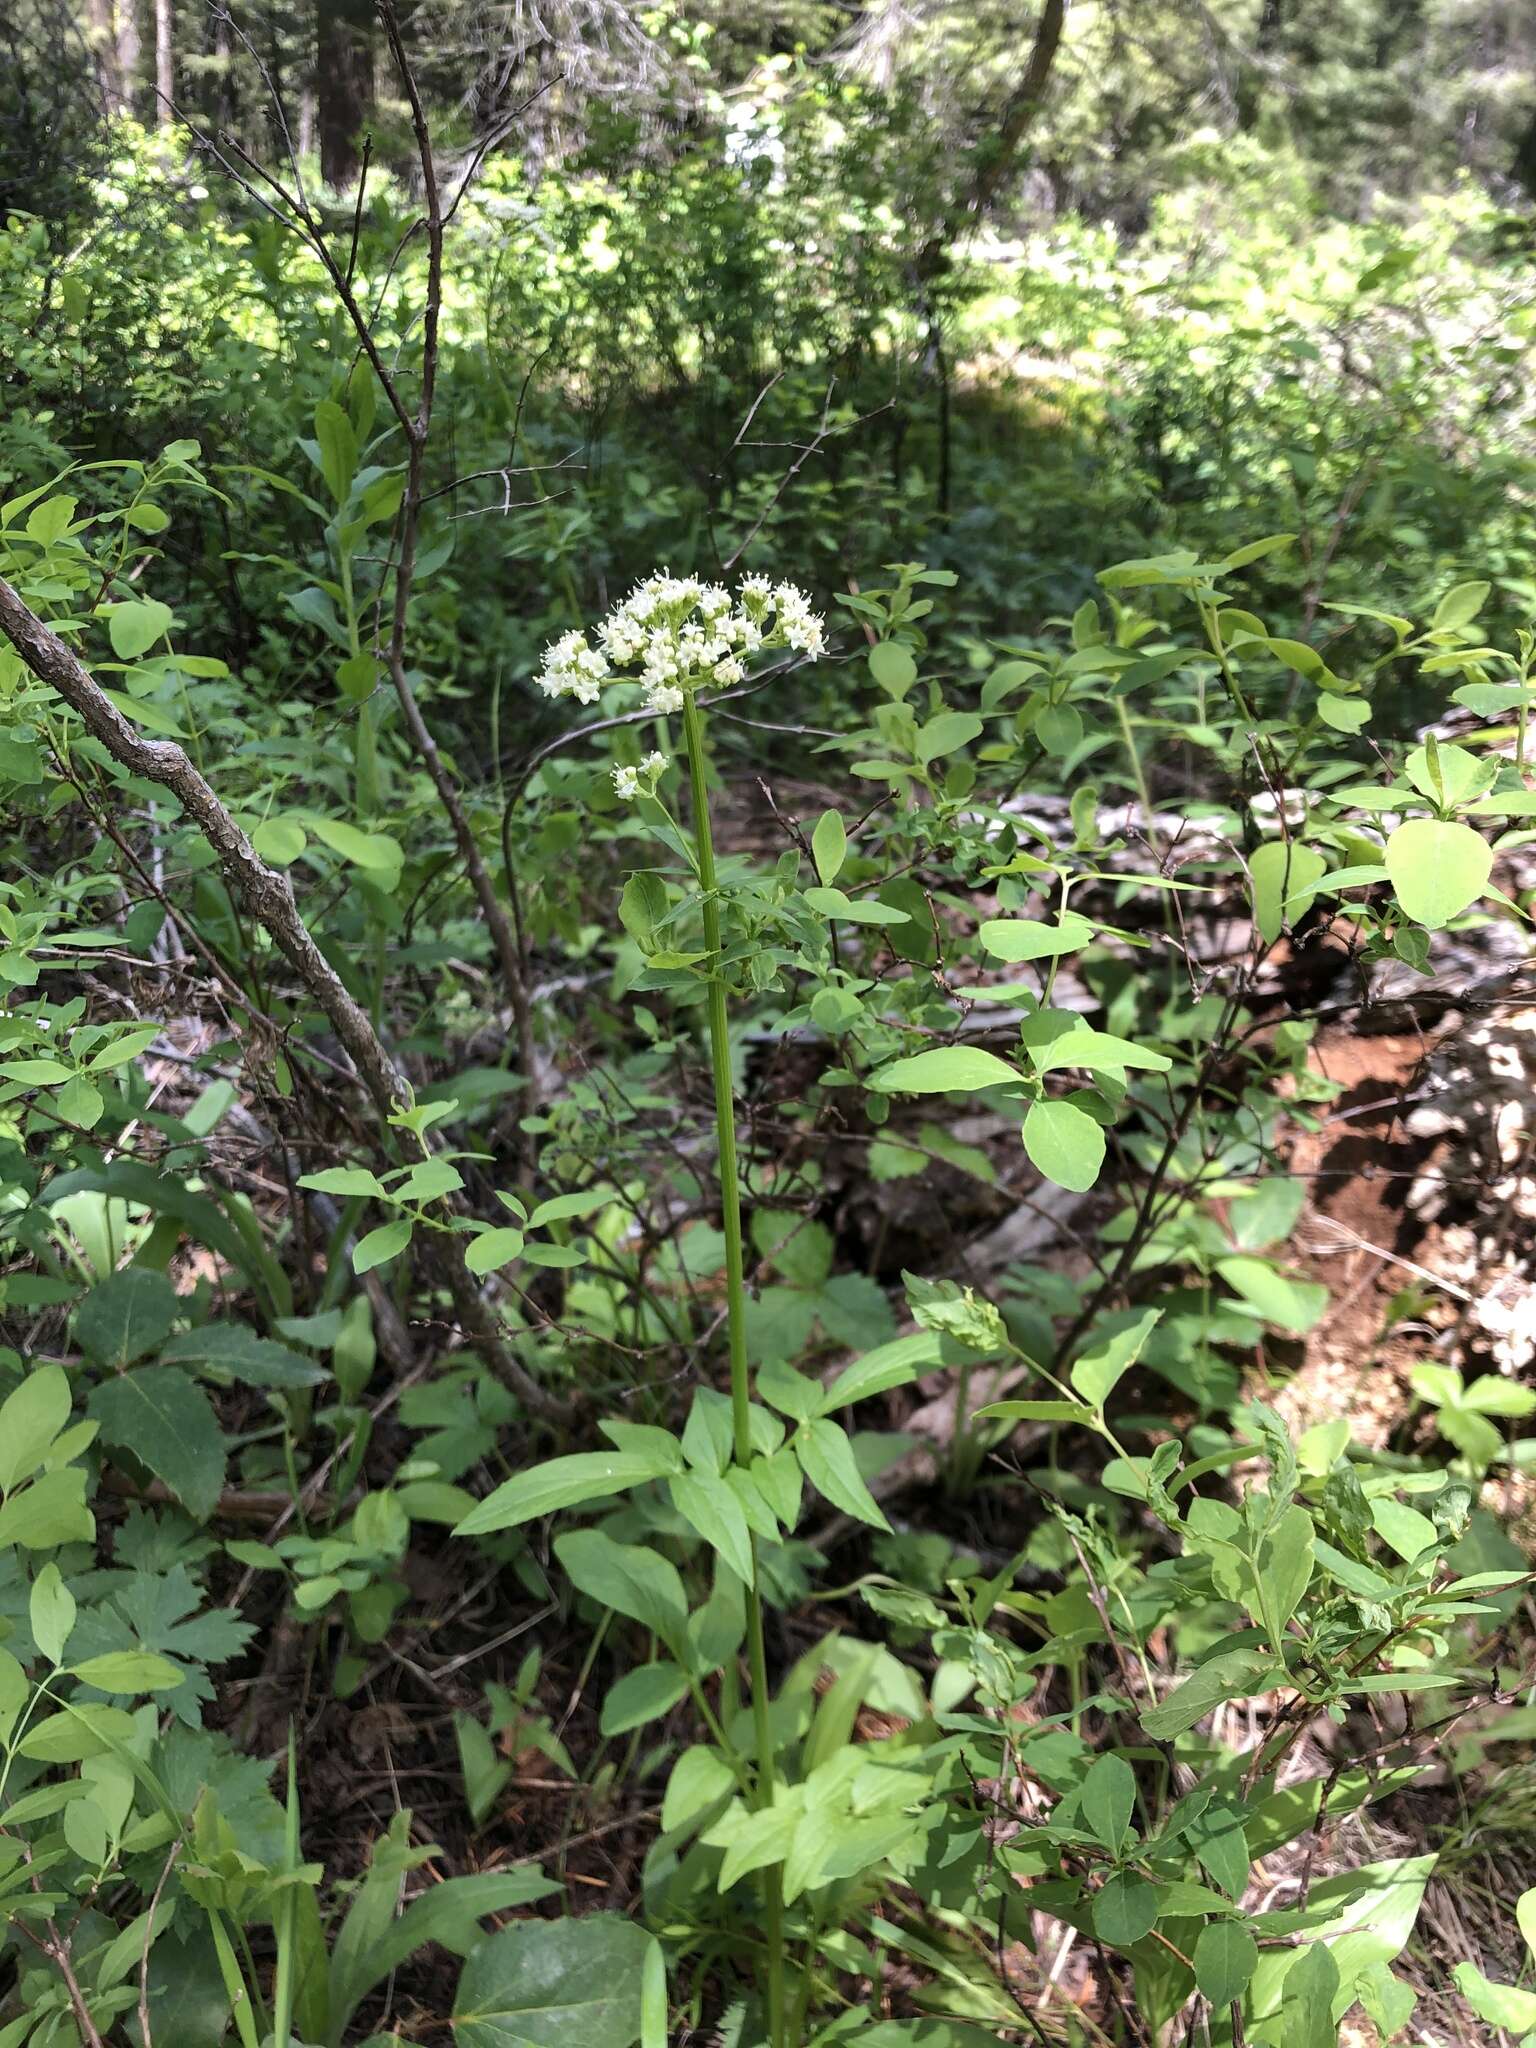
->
1275;1027;1451;1445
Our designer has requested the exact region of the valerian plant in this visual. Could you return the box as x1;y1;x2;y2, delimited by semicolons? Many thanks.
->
444;548;1532;2047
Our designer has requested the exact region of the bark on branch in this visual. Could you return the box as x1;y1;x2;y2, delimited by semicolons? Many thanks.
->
0;574;559;1421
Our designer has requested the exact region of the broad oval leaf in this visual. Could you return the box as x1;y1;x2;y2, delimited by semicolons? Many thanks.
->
1094;1871;1160;1946
1194;1919;1257;2008
1384;817;1492;929
453;1914;652;2048
1022;1098;1106;1192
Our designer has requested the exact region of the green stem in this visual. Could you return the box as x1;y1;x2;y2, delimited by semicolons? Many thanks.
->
681;690;786;2048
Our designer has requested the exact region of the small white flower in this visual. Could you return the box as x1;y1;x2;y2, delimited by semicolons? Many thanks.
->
612;750;668;800
540;573;824;719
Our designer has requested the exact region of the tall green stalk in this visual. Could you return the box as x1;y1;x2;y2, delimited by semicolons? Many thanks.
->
681;693;787;2048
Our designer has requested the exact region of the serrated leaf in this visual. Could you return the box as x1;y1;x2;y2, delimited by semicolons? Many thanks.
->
88;1368;226;1519
77;1268;179;1368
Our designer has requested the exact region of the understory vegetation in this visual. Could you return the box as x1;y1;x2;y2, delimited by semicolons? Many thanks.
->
5;2;1536;2043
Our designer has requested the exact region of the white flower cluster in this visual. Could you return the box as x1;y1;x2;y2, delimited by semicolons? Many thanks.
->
612;750;668;801
535;573;825;723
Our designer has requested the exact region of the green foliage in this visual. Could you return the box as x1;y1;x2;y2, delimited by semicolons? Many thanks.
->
3;20;1536;2044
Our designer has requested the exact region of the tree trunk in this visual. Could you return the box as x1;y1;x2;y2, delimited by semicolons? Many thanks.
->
115;0;141;119
317;0;375;188
1513;105;1536;200
86;0;122;110
154;0;173;124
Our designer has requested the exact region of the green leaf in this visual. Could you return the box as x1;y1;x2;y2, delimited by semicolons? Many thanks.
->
162;1326;328;1389
330;1837;557;2043
1318;691;1370;732
0;1468;94;1548
1249;842;1327;946
716;1801;801;1891
77;1268;179;1367
796;1418;891;1531
977;913;1096;962
1094;1872;1159;1946
452;1913;652;2048
1453;1962;1536;2033
251;815;307;865
29;1562;76;1665
914;711;982;764
88;1367;226;1520
661;1745;736;1835
1022;1098;1105;1191
1517;1884;1536;1965
1257;1503;1315;1645
313;399;358;503
456;1452;673;1536
0;1365;71;1493
670;1469;754;1583
870;1046;1021;1094
1432;579;1489;630
1141;1651;1277;1740
803;887;909;926
1187;1803;1251;1900
308;818;404;892
353;1219;413;1274
862;2026;1013;2047
1194;1920;1257;2008
820;1331;945;1410
1031;1028;1172;1076
1036;702;1083;756
297;1166;387;1199
811;810;847;887
1070;1308;1162;1410
107;599;174;659
1370;1496;1438;1562
1215;1256;1327;1334
1384;818;1492;929
974;1397;1097;1425
70;1650;187;1693
1222;533;1296;570
870;642;917;694
640;1939;666;2048
554;1530;689;1645
600;1661;691;1736
1079;1752;1136;1855
466;1227;526;1275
